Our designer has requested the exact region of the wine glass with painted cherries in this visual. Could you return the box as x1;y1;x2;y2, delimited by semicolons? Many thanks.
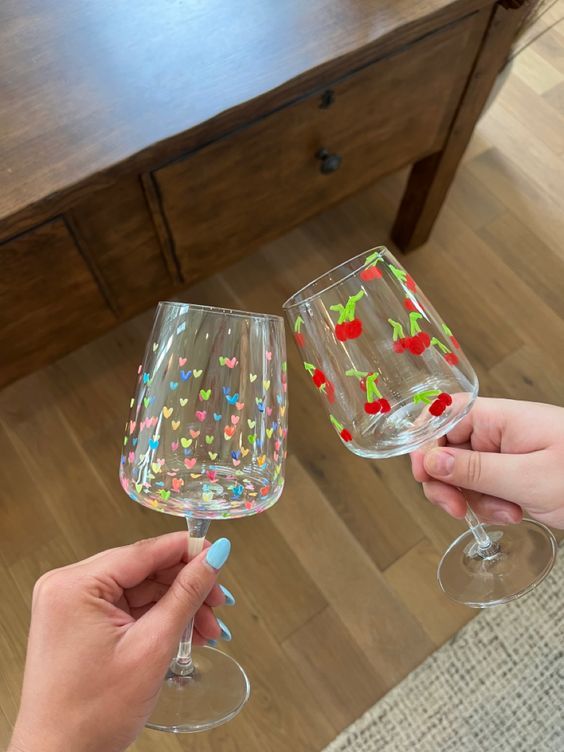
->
284;247;556;608
119;302;287;732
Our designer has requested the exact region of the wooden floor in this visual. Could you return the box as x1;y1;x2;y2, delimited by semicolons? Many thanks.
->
2;11;564;751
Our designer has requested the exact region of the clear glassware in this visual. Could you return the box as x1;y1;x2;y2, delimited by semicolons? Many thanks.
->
119;302;288;732
284;247;556;608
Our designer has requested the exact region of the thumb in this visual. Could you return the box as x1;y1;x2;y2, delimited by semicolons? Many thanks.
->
136;537;231;648
423;447;535;504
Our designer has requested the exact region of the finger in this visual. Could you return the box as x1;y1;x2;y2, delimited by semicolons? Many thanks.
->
423;446;546;505
125;579;169;609
467;494;523;525
132;538;231;648
194;605;222;641
422;481;467;518
205;583;234;608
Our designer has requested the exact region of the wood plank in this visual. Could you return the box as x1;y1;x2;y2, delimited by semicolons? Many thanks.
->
270;456;435;688
489;344;564;406
384;538;475;646
283;606;387;728
513;44;563;93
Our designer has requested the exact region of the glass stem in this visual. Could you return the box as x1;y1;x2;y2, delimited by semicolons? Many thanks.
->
169;518;211;677
464;502;499;558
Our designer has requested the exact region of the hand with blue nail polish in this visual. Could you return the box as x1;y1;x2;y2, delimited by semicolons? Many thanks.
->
8;532;234;752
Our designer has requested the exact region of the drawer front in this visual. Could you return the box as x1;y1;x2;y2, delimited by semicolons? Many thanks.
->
0;218;115;386
154;13;480;281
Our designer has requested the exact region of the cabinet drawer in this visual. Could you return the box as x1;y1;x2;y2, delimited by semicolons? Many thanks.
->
0;219;115;386
154;13;480;281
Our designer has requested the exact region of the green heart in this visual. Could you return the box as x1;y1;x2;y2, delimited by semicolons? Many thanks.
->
247;419;256;429
205;435;214;445
180;398;188;406
143;397;150;408
219;356;226;365
194;369;203;378
135;483;143;494
123;436;128;445
180;437;192;448
159;489;171;500
199;388;211;401
282;361;287;372
248;434;256;444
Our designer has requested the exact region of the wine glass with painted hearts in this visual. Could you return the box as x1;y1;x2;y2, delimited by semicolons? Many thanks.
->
284;247;556;608
119;302;287;732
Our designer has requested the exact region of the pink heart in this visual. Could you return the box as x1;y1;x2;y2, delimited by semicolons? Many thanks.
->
140;420;146;430
184;458;196;469
283;428;288;438
207;470;217;482
148;417;158;427
236;402;244;411
231;415;239;425
266;407;273;416
274;440;281;451
157;458;165;466
172;478;183;492
171;441;179;451
232;459;241;466
190;429;200;438
266;351;272;361
178;356;187;366
137;364;142;374
128;452;135;464
274;452;279;462
283;383;287;392
226;357;237;368
129;420;136;434
196;411;207;422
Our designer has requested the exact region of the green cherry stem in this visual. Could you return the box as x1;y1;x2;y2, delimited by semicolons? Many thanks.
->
412;389;442;405
329;414;344;432
365;373;382;402
409;311;423;336
345;368;369;379
388;318;405;341
303;362;316;376
294;316;304;333
388;264;406;283
430;336;452;354
329;303;347;324
364;250;383;266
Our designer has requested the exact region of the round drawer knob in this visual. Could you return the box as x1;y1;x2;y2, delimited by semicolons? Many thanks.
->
316;148;342;174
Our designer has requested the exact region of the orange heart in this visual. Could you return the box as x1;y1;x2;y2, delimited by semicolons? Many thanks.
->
190;429;200;439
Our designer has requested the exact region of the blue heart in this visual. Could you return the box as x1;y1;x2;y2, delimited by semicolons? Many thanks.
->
213;413;222;421
132;438;138;446
120;454;126;465
232;484;244;498
170;381;179;390
180;370;192;381
257;402;265;413
231;450;241;460
226;393;239;405
184;449;193;456
148;396;155;405
276;394;283;405
155;481;165;488
143;372;150;384
222;386;231;395
272;422;278;430
149;438;159;450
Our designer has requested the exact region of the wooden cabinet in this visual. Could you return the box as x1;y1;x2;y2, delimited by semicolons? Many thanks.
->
153;15;479;284
0;219;115;384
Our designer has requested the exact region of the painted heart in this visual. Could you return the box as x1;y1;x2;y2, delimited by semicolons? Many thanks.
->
190;472;202;478
170;381;179;390
151;462;162;474
225;357;237;368
193;369;203;378
249;373;257;382
276;394;283;405
143;372;151;384
184;457;196;469
266;428;273;438
152;342;159;351
266;351;272;361
283;382;287;393
196;410;207;422
128;451;135;464
213;412;222;421
245;501;253;510
235;469;244;476
149;438;159;450
232;458;241;466
172;420;181;431
263;380;271;391
130;397;135;408
203;491;213;502
178;356;187;366
266;407;273;416
148;417;158;427
172;478;183;492
190;429;200;439
199;389;211;401
257;455;266;467
226;393;239;405
159;489;171;500
223;425;234;438
205;435;214;445
274;452;279;462
137;364;143;374
129;420;136;434
180;437;192;448
272;422;278;430
143;397;151;408
180;398;188;406
247;419;256;429
208;451;218;460
180;370;192;381
280;406;286;416
171;440;179;451
257;402;265;413
163;407;173;418
132;438;138;446
248;434;257;444
135;483;143;494
260;485;270;496
274;439;281;451
207;470;217;482
236;402;244;411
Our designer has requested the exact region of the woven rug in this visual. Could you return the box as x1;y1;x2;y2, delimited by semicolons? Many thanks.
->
323;550;564;752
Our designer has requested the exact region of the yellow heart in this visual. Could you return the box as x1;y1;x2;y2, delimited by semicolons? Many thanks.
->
241;447;250;457
249;374;257;382
208;451;218;460
263;380;270;390
266;428;273;438
151;462;162;474
257;455;266;467
172;420;180;430
163;406;173;418
203;492;213;502
180;398;188;407
180;437;192;448
190;473;202;479
129;398;135;407
279;406;286;416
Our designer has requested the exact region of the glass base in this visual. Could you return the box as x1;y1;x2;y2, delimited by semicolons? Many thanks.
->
146;646;250;733
437;519;557;608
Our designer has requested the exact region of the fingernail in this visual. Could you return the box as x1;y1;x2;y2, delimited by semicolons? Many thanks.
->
217;617;232;641
220;585;236;606
206;538;231;570
492;511;516;525
425;449;454;477
207;639;217;647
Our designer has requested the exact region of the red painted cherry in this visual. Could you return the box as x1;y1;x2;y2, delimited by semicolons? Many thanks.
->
364;401;381;414
294;332;305;348
340;428;352;442
393;339;405;353
312;368;326;388
438;392;453;406
345;319;363;339
379;398;391;413
360;265;382;281
325;380;336;404
450;336;461;349
335;323;348;341
407;336;425;355
429;400;446;416
417;331;431;348
404;298;418;312
406;275;417;292
445;353;459;366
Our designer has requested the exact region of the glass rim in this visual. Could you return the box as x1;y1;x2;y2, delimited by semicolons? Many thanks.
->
282;246;388;310
158;301;284;322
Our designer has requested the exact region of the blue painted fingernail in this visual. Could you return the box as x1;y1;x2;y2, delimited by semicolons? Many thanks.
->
206;538;231;570
217;617;232;641
207;639;217;647
220;585;235;606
